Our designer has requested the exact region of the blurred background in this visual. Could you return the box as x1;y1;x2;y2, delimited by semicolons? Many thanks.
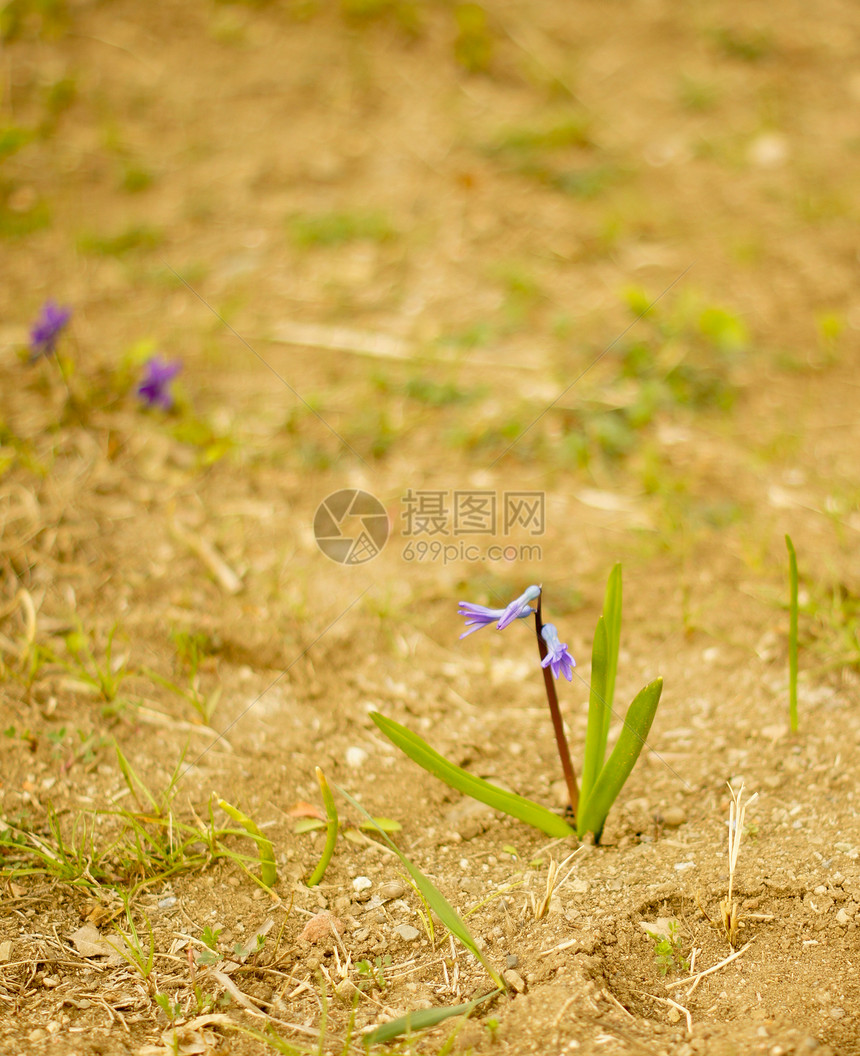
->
2;0;859;704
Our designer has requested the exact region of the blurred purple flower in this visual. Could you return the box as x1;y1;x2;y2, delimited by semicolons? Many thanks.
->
458;601;529;639
138;356;181;410
458;583;541;639
540;623;575;681
495;584;541;630
29;300;72;361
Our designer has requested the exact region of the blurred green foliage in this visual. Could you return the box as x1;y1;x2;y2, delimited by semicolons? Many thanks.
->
289;210;395;248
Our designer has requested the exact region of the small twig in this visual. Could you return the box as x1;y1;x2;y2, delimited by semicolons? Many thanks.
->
538;937;580;958
663;996;693;1033
604;990;634;1019
170;520;242;595
665;940;753;994
210;970;267;1017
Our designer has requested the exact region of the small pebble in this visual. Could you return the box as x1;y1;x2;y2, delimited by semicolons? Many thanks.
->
299;912;345;944
378;880;406;901
394;924;420;942
345;746;368;768
661;806;687;827
506;954;519;968
335;979;359;1003
836;908;851;925
503;968;526;993
353;876;372;893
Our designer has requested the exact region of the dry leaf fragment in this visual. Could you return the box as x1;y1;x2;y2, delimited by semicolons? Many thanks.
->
156;1015;233;1055
287;801;326;820
69;924;129;965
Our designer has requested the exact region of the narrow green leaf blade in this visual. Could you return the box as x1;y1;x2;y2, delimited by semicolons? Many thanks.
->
576;677;663;841
306;767;338;887
602;563;623;730
578;616;608;814
334;782;506;991
363;991;499;1047
218;800;277;887
370;713;574;839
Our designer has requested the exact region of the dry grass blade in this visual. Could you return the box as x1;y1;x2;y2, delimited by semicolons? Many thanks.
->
720;782;758;947
665;940;754;996
170;519;242;595
533;848;584;920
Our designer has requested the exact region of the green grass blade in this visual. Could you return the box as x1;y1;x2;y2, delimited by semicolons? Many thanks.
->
786;534;799;732
334;783;506;991
602;563;623;733
578;615;608;814
217;800;277;887
576;677;663;842
306;767;338;887
362;990;499;1047
114;741;159;813
370;713;574;839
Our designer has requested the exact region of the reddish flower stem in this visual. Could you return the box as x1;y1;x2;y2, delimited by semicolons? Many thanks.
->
535;594;579;817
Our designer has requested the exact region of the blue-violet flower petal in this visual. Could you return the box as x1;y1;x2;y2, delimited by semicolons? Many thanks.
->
540;623;575;681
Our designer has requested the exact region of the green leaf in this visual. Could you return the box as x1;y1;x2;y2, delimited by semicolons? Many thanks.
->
217;800;277;887
360;816;401;832
370;713;574;839
576;677;663;842
114;741;159;813
579;615;608;815
363;990;499;1046
333;782;506;992
306;767;338;887
293;818;325;834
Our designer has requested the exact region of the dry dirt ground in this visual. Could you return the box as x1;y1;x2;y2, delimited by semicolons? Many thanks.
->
2;1;860;1054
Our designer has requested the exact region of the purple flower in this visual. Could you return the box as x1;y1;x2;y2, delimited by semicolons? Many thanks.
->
137;356;181;410
495;584;542;631
29;300;72;361
540;623;575;681
458;601;530;639
458;584;541;639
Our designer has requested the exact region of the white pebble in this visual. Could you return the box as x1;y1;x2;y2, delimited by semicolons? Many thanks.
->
345;746;368;768
352;876;372;893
